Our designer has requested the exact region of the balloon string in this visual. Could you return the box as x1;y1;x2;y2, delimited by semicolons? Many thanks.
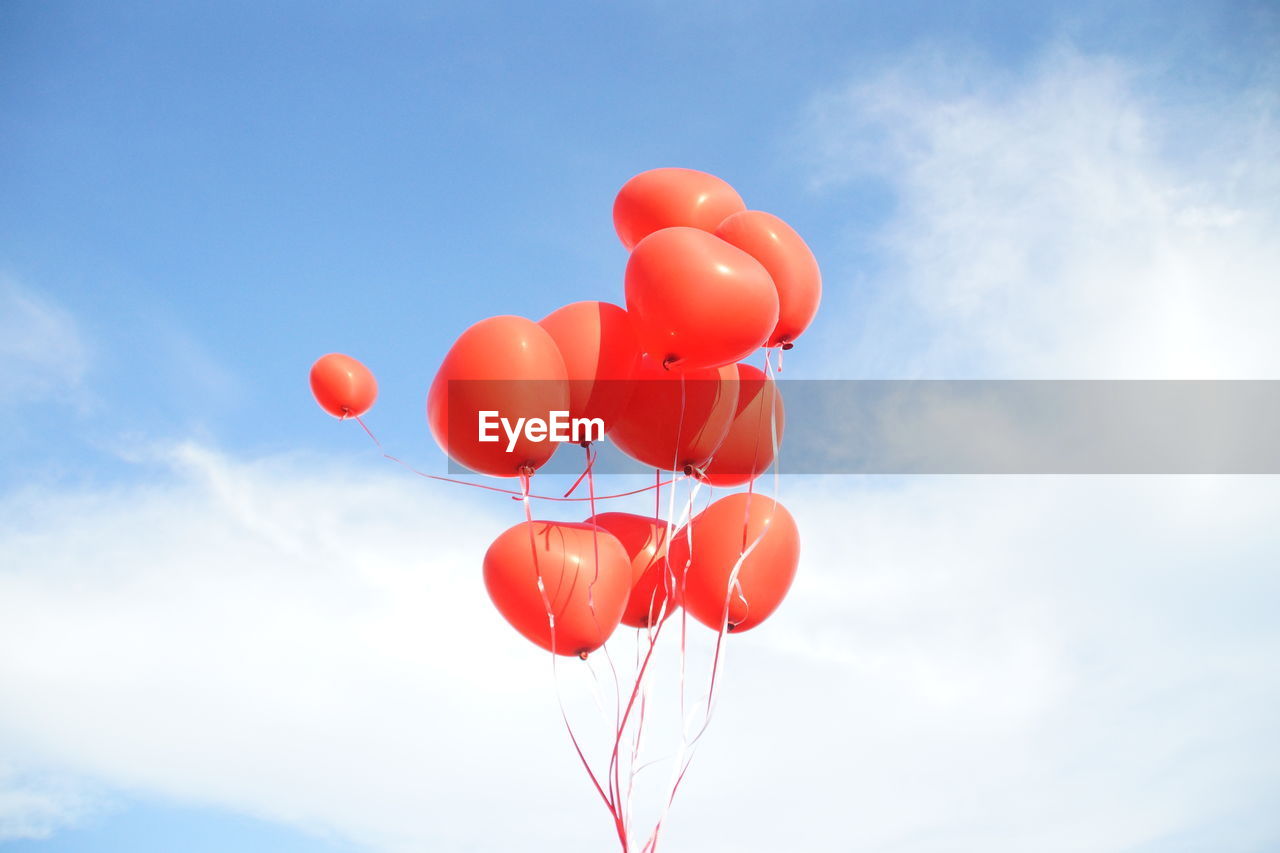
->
766;348;783;509
579;444;627;827
350;406;660;848
624;564;686;830
626;628;652;830
584;445;603;611
351;413;382;446
672;375;692;724
355;378;781;851
628;378;702;851
589;644;634;842
518;471;554;651
348;415;684;502
644;512;769;853
605;604;672;836
517;471;628;850
640;474;704;851
705;350;782;706
675;350;788;799
671;402;706;821
627;469;663;834
608;468;694;840
645;350;787;852
562;443;597;498
627;627;650;824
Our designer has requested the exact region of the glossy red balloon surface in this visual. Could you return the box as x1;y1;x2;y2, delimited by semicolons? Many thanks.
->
310;353;378;418
538;301;641;433
625;227;779;371
484;520;632;656
702;363;785;487
607;355;739;474
668;493;799;633
426;315;569;478
715;210;822;348
613;167;746;250
586;512;674;628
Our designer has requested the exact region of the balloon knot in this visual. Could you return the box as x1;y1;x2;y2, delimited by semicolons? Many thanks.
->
577;650;590;660
727;622;740;632
662;355;680;371
781;341;795;351
579;440;591;448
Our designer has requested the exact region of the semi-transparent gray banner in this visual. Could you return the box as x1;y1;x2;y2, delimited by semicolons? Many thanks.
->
442;380;1280;475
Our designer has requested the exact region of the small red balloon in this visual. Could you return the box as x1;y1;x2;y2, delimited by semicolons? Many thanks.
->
607;355;739;474
538;301;641;433
587;512;675;628
426;315;569;478
613;167;746;250
310;353;378;418
714;210;822;349
484;520;632;656
625;227;779;371
668;493;799;633
702;363;785;487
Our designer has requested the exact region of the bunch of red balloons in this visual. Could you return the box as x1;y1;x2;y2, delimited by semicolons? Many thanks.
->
311;167;820;658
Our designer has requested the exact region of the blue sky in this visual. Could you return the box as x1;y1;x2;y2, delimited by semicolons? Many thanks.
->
3;0;1272;479
3;2;1279;851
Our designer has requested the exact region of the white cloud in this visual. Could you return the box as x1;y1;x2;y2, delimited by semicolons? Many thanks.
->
0;277;90;405
0;766;100;842
0;444;626;851
6;447;606;846
806;44;1280;379
669;475;1280;852
2;445;792;851
2;446;1279;852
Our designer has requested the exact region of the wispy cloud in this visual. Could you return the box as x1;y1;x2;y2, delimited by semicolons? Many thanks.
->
0;277;91;406
2;455;1278;850
0;443;601;851
720;476;1280;852
0;766;100;842
806;44;1280;379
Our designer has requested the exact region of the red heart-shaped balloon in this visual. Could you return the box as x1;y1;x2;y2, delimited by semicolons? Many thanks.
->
612;167;746;250
625;227;779;371
715;210;822;349
586;512;676;629
607;354;739;474
310;353;378;418
483;520;632;657
426;315;569;478
538;300;641;432
701;363;785;488
668;494;799;634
